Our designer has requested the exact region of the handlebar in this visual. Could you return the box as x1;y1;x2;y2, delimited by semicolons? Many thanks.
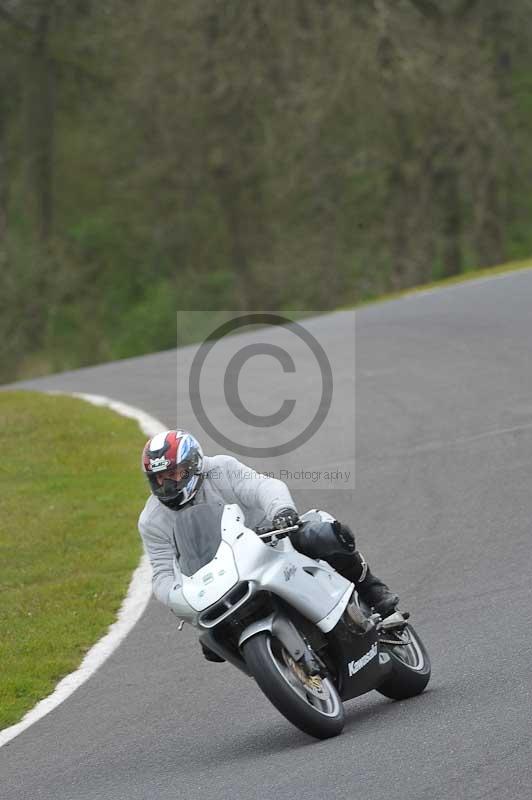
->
255;522;301;542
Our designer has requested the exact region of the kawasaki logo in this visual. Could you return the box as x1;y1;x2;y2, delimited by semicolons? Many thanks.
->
347;643;378;677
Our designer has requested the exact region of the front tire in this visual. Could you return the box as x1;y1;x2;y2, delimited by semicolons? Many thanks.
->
377;623;431;700
243;632;345;739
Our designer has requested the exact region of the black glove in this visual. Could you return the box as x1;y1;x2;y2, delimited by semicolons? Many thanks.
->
332;519;356;552
272;507;299;529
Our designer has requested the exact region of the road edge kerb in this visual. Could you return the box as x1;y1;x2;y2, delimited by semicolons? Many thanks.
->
0;392;166;748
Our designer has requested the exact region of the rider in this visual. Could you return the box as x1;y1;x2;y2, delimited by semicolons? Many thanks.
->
138;429;399;661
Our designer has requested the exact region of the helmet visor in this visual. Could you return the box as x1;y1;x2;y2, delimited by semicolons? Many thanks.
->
147;460;196;501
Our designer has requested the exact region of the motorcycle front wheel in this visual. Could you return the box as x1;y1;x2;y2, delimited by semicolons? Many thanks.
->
243;632;345;739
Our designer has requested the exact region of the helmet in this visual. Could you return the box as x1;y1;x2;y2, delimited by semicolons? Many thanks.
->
142;430;204;509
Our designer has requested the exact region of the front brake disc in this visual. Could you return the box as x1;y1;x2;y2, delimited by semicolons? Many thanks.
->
283;652;328;699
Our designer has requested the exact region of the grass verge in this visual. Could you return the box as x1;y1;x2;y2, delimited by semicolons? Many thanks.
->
0;391;147;730
350;257;532;310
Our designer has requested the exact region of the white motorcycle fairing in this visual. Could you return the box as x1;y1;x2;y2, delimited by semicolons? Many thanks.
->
174;503;354;634
181;540;239;612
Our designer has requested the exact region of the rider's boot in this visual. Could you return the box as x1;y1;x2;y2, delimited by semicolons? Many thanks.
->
346;551;399;618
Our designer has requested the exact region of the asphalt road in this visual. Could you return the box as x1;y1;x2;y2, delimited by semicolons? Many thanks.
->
2;271;532;800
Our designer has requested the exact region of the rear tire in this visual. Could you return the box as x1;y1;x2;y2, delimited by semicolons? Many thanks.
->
243;632;345;739
377;624;431;700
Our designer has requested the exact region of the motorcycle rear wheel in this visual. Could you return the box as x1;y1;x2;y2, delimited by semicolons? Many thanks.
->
376;623;431;700
243;632;345;739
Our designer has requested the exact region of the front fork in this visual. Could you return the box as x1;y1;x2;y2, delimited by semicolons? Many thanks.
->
238;610;325;677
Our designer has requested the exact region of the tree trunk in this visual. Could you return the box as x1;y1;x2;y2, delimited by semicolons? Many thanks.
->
0;90;7;243
389;163;411;290
477;174;504;267
436;165;462;278
28;8;55;242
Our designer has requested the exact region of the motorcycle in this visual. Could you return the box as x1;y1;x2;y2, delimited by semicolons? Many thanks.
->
172;501;431;739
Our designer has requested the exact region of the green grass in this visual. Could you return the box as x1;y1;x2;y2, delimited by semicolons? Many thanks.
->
0;391;148;730
349;257;532;310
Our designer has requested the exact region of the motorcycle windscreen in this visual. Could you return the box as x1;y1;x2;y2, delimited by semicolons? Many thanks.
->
172;501;224;577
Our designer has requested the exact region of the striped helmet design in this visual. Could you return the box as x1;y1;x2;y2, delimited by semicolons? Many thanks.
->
142;430;204;509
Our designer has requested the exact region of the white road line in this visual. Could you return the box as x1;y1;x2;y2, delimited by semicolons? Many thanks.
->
0;393;166;748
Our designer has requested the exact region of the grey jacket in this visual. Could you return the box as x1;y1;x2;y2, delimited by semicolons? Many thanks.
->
138;454;296;609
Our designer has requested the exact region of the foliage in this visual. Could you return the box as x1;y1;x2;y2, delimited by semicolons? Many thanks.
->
1;0;532;381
